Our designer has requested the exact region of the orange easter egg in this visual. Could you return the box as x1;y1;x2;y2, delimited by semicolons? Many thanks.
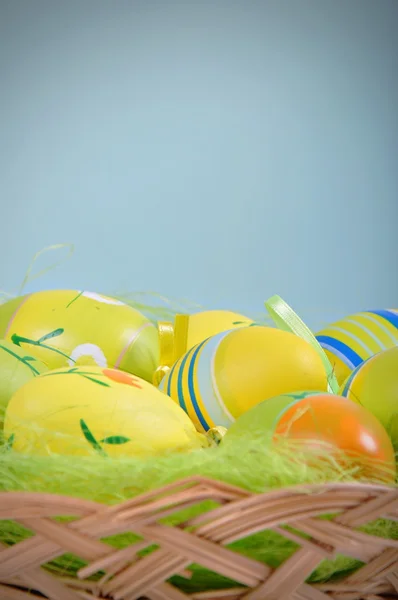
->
224;391;396;482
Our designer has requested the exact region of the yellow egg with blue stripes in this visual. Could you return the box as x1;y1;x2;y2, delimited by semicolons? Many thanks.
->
339;346;398;449
315;309;398;386
159;325;328;432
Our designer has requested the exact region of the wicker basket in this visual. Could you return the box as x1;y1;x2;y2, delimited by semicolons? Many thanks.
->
0;476;397;600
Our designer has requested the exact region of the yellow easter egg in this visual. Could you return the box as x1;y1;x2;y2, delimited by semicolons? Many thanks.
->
339;346;398;449
159;326;328;432
4;366;207;457
0;290;159;382
0;296;25;337
186;310;254;350
315;309;398;386
0;340;48;426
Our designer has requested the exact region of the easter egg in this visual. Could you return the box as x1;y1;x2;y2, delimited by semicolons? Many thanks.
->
159;326;328;432
0;290;159;382
4;366;207;457
340;347;398;449
185;310;254;351
223;391;396;482
315;309;398;386
0;340;48;425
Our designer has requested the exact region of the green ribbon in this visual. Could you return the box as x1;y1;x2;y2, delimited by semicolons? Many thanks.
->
0;243;75;305
18;243;75;296
265;294;339;394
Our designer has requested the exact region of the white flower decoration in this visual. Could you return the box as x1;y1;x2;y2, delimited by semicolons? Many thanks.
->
68;343;108;367
82;291;125;306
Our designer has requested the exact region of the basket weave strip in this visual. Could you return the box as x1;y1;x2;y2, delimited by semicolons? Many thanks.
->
0;476;397;600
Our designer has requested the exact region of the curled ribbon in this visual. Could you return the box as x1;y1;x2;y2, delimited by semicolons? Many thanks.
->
265;294;339;394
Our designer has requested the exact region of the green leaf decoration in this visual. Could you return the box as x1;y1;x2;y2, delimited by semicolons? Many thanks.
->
11;332;73;361
100;435;131;445
80;419;106;456
10;333;25;347
6;434;15;450
80;375;110;387
66;291;84;308
287;391;313;401
42;369;110;387
0;344;41;376
37;328;64;343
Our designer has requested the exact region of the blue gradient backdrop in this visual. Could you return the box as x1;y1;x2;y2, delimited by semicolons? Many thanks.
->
1;0;397;330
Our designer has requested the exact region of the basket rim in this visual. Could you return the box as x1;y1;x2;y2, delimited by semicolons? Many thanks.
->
0;476;397;600
0;475;396;507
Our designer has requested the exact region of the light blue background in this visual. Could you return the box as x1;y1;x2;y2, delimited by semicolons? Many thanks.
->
1;0;397;330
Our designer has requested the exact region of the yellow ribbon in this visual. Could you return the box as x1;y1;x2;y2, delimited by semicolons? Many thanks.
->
173;314;189;362
206;425;228;445
155;314;190;386
157;322;175;367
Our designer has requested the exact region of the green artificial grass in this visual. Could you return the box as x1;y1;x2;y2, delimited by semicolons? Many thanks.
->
0;250;396;593
0;435;397;593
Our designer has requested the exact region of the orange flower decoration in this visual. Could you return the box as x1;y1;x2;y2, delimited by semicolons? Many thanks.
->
102;368;142;389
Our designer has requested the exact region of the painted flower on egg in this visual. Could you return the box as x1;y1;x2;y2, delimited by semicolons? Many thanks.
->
68;343;108;367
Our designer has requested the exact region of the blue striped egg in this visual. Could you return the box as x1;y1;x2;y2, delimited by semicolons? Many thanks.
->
315;309;398;385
